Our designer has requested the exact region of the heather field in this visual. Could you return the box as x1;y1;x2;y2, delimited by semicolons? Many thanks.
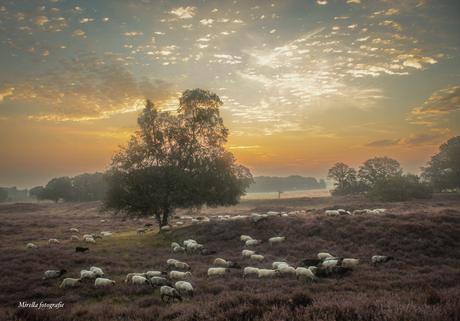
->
1;194;460;321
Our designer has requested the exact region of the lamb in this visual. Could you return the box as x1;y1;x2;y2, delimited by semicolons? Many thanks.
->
132;275;150;286
250;254;265;262
70;228;79;233
70;235;80;241
27;243;36;249
371;255;394;266
59;278;82;288
95;278;115;287
268;236;286;246
75;247;89;253
90;266;104;278
242;250;257;258
136;228;147;234
48;239;59;245
175;281;194;297
125;273;148;284
258;269;280;279
207;267;230;278
240;235;254;242
44;269;67;279
174;262;191;271
145;271;168;278
342;258;360;267
244;239;262;248
243;267;260;278
317;252;333;261
160;285;183;303
299;259;321;267
150;276;172;287
295;267;316;281
169;271;192;280
80;270;97;283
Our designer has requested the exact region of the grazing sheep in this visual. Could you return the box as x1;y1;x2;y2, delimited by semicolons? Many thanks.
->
169;271;192;280
160;286;183;303
70;228;79;233
101;231;114;237
132;275;150;286
245;239;262;248
317;252;333;261
226;261;242;269
188;243;204;254
272;262;289;269
171;242;181;249
295;267;316;281
371;255;394;266
253;215;268;224
201;249;217;255
100;220;106;223
214;258;227;267
94;278;115;287
70;235;80;241
337;209;351;215
167;259;180;269
207;267;230;278
308;266;328;278
90;266;104;278
150;276;172;287
328;266;353;276
136;228;147;234
250;254;265;262
59;278;82;288
299;259;321;268
174;262;191;271
322;259;340;271
342;258;360;267
352;210;367;215
258;269;280;279
83;234;93;239
75;247;89;253
48;239;59;245
175;281;194;297
242;250;257;258
145;271;168;278
84;237;96;243
160;225;172;232
325;210;340;217
278;265;296;278
268;236;286;246
44;269;67;279
267;211;280;217
240;235;254;242
243;267;260;278
27;243;36;249
80;270;97;283
125;273;148;284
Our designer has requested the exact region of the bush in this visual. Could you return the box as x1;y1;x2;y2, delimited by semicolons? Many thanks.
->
367;174;434;202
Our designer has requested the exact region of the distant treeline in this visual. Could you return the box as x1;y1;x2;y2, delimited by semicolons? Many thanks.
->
247;175;326;193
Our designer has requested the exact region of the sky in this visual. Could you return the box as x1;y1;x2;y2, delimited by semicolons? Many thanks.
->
0;0;459;190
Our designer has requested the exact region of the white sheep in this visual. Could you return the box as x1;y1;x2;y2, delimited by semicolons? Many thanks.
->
371;255;394;266
90;266;104;278
272;262;289;269
44;269;67;279
207;267;230;278
83;234;92;239
250;254;265;262
136;228;147;234
125;273;148;284
160;285;183;303
145;271;167;278
48;239;59;245
242;249;257;258
167;259;180;269
101;231;114;237
240;235;254;242
342;258;360;267
70;235;80;241
322;259;340;270
175;281;194;297
267;211;280;217
245;239;262;248
169;271;192;280
174;262;191;271
243;267;260;278
70;228;79;233
132;275;150;286
278;265;296;278
268;236;286;246
27;243;36;249
214;258;227;267
295;267;316;281
188;243;203;253
325;210;340;217
84;237;96;243
171;242;181;249
95;278;115;287
80;270;97;283
172;246;186;254
352;210;367;215
257;269;280;278
317;252;333;261
160;225;172;232
59;278;82;288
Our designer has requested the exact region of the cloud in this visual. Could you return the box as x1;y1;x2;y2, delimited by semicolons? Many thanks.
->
168;6;196;19
359;139;401;148
408;86;460;119
357;134;443;149
0;85;14;102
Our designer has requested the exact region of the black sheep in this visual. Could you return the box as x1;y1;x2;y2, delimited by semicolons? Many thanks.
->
76;247;89;253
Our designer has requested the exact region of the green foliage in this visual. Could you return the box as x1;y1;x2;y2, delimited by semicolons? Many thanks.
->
29;186;44;202
248;175;326;193
328;163;368;195
421;136;460;192
71;172;108;202
41;177;73;203
104;89;253;227
0;188;8;203
358;156;403;188
367;174;434;202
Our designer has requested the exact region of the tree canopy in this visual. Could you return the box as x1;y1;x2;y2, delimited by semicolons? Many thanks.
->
103;89;253;227
358;156;403;188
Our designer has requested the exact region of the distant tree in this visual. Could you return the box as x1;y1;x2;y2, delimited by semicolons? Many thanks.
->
41;177;73;203
358;156;403;188
0;188;8;203
318;179;327;189
103;89;253;228
71;172;108;202
421;136;460;192
29;186;45;203
367;173;434;202
327;163;364;195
